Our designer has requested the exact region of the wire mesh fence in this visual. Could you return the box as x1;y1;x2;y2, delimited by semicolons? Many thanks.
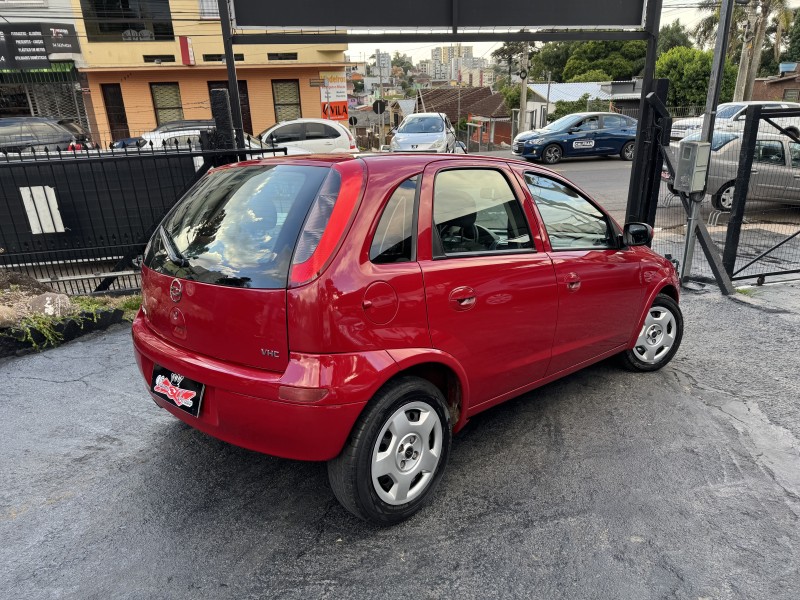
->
653;107;800;285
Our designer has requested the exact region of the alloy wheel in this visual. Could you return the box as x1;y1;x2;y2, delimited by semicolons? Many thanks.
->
631;305;678;364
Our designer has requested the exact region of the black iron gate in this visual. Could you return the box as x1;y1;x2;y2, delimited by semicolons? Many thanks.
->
0;141;284;294
652;106;800;286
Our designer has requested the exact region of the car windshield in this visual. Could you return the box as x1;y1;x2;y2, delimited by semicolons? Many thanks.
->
682;130;740;151
542;114;581;132
398;117;444;134
716;104;744;120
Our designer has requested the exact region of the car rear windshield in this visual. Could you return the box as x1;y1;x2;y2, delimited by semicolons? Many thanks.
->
144;164;331;288
398;116;445;133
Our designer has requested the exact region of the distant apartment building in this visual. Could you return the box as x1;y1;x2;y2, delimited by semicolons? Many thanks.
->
0;0;87;125
371;51;392;79
67;0;348;145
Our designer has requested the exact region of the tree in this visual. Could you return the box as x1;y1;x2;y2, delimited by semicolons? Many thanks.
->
786;8;800;61
568;69;611;83
561;40;646;82
391;52;413;71
548;94;608;121
692;0;749;58
499;82;521;111
655;46;737;106
658;20;692;56
535;42;578;82
492;42;525;79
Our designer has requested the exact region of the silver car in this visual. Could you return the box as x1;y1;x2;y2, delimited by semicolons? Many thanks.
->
699;131;800;211
390;113;456;153
671;101;800;140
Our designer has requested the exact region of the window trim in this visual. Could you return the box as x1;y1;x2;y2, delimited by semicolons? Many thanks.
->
524;171;621;252
430;166;537;260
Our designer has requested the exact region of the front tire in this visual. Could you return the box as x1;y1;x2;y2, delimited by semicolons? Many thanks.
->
621;140;635;161
542;144;563;165
327;376;452;525
621;294;683;372
711;182;735;212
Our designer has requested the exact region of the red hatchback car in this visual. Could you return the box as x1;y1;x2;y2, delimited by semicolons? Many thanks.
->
132;154;682;524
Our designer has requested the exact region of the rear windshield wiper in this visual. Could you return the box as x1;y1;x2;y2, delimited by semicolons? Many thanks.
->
159;225;190;268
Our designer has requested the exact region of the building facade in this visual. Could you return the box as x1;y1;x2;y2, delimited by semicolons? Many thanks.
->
69;0;348;145
0;0;88;125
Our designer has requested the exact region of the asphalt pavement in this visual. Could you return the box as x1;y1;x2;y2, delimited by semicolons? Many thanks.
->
2;280;799;599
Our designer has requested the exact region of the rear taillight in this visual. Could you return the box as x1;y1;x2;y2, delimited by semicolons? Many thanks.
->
290;162;364;286
346;129;357;150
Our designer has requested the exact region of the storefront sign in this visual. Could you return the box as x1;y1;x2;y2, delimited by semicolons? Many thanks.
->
0;23;79;70
319;71;348;121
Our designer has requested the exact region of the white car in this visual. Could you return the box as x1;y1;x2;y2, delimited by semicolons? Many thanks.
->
140;121;309;155
389;113;457;153
670;101;800;140
258;118;357;153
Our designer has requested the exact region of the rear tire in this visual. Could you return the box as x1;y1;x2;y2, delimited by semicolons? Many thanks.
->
621;294;683;372
327;376;452;525
711;182;735;212
621;140;635;161
542;144;563;165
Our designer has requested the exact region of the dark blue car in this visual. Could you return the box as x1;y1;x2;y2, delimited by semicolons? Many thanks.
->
512;112;638;165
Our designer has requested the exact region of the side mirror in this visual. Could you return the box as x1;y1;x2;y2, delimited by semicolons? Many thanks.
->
567;127;579;134
623;222;653;246
390;128;397;134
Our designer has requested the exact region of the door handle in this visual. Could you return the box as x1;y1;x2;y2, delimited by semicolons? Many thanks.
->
751;169;758;174
563;272;581;291
449;286;476;311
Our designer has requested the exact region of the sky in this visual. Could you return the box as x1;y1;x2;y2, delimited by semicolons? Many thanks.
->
346;1;800;65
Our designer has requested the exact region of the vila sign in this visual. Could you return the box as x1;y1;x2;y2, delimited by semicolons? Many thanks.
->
319;71;348;121
0;23;79;70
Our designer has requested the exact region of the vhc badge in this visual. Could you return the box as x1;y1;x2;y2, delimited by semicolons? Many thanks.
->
170;278;183;303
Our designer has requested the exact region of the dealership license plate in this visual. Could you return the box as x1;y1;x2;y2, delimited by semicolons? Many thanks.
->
512;144;521;153
150;365;205;417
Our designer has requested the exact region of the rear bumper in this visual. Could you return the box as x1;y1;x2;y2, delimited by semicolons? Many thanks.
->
132;312;395;461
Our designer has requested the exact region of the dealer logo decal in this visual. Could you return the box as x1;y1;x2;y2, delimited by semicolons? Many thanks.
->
153;375;196;407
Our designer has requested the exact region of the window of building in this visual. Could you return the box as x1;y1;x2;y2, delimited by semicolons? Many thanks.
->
432;169;532;256
370;177;418;263
272;80;302;122
199;0;219;18
143;55;175;63
268;53;298;61
80;0;174;42
783;89;800;102
202;54;244;62
525;173;613;250
150;83;184;126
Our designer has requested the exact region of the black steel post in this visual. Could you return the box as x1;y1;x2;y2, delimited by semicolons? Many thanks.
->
217;0;245;148
210;89;235;151
642;78;670;229
722;104;760;276
625;0;662;224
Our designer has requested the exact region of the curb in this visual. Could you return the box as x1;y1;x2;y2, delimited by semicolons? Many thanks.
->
0;308;125;358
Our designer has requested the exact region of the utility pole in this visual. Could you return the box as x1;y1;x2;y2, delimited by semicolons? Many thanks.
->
377;48;384;149
518;41;529;134
544;71;552;127
217;0;244;147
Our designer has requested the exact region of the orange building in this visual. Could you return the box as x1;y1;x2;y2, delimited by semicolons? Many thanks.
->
71;0;349;146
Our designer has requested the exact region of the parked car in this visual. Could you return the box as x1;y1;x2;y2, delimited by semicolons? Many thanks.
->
56;118;94;149
693;131;800;211
389;112;457;153
513;112;638;164
0;116;80;153
670;101;800;141
132;153;683;524
258;118;357;153
111;137;145;149
139;122;309;155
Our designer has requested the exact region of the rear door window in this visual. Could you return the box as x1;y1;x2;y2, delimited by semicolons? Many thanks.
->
145;164;331;288
370;176;418;263
754;140;785;165
270;123;303;143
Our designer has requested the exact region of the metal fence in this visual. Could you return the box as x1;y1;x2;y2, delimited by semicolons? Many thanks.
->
652;106;800;285
0;141;288;295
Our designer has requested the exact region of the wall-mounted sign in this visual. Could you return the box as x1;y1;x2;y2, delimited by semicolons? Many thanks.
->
0;23;79;70
319;71;348;121
179;36;195;66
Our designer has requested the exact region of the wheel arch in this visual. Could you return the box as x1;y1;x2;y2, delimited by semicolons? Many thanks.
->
626;281;681;348
382;350;470;433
